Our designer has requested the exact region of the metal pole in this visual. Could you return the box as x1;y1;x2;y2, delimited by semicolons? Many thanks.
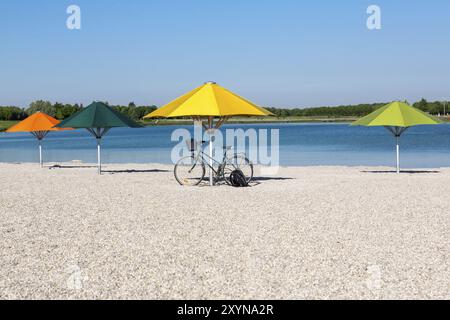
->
97;138;101;175
396;136;400;174
207;116;215;186
209;136;213;186
39;140;43;168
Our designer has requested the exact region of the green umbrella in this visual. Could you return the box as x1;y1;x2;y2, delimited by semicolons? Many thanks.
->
351;101;442;173
56;101;143;174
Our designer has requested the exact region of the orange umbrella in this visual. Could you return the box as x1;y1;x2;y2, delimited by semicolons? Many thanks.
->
6;112;72;167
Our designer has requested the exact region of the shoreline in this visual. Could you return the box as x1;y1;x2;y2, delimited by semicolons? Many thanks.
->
2;116;449;131
1;119;355;132
1;162;450;171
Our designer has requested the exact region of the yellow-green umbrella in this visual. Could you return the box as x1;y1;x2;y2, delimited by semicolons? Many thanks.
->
144;82;274;185
351;101;442;173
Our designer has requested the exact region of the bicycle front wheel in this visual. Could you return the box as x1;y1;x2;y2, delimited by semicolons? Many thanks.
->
223;154;254;185
174;156;206;186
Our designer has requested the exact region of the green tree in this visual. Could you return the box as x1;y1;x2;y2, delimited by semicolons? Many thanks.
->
0;106;27;120
54;102;65;119
62;104;82;118
26;100;56;117
413;98;429;112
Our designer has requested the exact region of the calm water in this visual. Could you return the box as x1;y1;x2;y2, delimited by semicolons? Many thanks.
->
1;123;450;168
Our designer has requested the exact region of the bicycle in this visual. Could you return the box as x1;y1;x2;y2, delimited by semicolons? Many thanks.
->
174;139;254;186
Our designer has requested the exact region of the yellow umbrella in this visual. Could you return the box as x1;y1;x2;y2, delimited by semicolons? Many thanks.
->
144;82;274;185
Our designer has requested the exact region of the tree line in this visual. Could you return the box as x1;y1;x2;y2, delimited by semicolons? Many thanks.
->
267;99;450;118
266;103;386;118
0;101;157;121
0;98;448;121
411;99;449;115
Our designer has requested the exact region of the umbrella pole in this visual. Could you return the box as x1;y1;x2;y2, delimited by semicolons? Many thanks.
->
207;117;214;186
87;128;109;175
396;136;400;174
387;126;404;174
97;138;101;175
39;140;43;168
209;138;213;186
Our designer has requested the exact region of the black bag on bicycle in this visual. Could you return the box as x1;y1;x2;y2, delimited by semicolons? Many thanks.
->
229;170;249;187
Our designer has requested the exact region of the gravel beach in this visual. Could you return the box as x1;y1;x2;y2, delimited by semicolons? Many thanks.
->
0;163;448;300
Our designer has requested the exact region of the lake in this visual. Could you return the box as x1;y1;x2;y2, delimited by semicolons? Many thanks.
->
1;123;450;168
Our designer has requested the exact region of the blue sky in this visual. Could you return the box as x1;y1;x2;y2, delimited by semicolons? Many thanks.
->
0;0;449;108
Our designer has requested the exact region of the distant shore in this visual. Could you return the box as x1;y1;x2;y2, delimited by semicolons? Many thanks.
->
2;116;449;132
0;121;18;132
0;118;355;131
142;117;358;126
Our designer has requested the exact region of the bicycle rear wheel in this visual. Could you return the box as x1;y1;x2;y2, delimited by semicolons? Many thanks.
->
223;154;253;185
174;156;206;186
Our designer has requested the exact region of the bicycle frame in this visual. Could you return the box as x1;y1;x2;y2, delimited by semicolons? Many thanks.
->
176;141;253;186
191;146;231;179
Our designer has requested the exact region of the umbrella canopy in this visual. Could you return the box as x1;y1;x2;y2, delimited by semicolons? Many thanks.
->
144;82;274;185
57;101;142;129
352;101;440;127
6;111;70;133
6;112;72;167
351;101;442;173
56;101;143;174
145;82;274;118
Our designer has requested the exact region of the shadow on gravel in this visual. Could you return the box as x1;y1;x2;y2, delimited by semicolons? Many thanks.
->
362;170;440;174
190;176;294;187
49;165;98;169
103;169;170;174
253;176;295;181
48;165;170;174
